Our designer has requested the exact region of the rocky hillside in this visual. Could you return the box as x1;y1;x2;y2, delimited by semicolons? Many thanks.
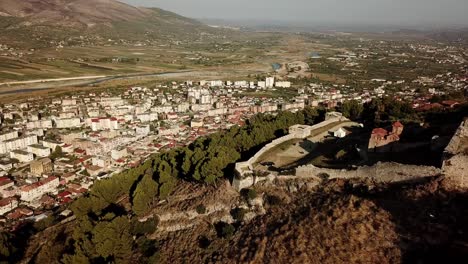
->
214;178;468;263
0;0;223;46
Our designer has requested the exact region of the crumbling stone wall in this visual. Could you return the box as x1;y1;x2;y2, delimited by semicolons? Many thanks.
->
295;162;441;183
442;120;468;188
233;116;348;190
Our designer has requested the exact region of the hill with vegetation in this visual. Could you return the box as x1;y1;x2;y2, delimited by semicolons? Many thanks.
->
1;101;467;263
0;0;224;47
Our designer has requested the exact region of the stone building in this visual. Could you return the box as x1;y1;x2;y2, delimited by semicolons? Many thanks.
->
368;121;404;152
30;158;53;175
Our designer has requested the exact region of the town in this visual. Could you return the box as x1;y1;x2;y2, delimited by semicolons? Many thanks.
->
0;68;467;230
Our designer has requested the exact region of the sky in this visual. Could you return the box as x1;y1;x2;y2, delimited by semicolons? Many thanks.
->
121;0;468;28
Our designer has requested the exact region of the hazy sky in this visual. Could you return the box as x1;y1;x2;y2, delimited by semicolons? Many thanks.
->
121;0;468;27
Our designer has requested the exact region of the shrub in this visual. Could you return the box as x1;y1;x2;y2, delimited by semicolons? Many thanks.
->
241;188;257;201
196;204;206;214
230;208;247;222
318;173;330;180
131;218;157;235
266;195;282;206
221;224;235;239
215;222;236;239
198;235;211;249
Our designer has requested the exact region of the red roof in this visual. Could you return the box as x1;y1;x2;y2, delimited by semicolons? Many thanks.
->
393;121;403;128
441;100;460;107
0;176;10;182
418;103;443;111
20;177;58;192
60;197;73;204
0;197;16;207
0;179;13;187
57;191;72;198
372;128;388;136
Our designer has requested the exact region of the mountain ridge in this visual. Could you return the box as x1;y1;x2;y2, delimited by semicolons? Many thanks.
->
0;0;221;47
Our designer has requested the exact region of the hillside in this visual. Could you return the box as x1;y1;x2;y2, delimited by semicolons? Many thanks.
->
216;178;468;263
0;0;222;47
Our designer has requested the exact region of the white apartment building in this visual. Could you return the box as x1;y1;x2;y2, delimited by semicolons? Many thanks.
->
61;131;85;144
20;176;60;202
42;140;63;151
153;105;174;114
99;97;125;107
191;104;212;112
90;118;119;131
26;119;53;129
59;112;76;119
0;131;18;142
10;150;34;163
234;81;248;87
258;81;266;89
0;198;18;215
275;81;292;88
92;156;112;169
282;101;305;111
27;144;51;157
55;118;81;128
0;135;38;154
200;94;212;104
136;125;151;136
159;126;180;136
111;147;128;160
62;99;77;106
137;112;158;123
177;103;190;113
210;80;224;87
0;160;13;171
207;108;228;117
266;77;275;88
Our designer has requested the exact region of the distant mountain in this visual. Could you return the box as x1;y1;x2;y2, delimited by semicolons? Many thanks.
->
0;0;222;46
428;28;468;44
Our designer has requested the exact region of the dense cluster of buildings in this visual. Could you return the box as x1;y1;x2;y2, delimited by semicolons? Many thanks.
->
0;66;467;229
0;77;301;228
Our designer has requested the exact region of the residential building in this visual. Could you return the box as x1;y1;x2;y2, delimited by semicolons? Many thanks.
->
27;144;51;157
0;198;18;215
30;158;53;176
20;176;60;202
10;150;34;163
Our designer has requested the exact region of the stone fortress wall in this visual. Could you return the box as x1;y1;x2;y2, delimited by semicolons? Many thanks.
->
233;112;349;191
442;119;468;188
295;162;441;183
232;113;468;191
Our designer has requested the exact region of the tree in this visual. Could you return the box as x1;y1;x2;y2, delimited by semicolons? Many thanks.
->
92;217;132;261
50;145;63;160
132;174;158;216
221;224;235;238
0;232;15;261
230;208;247;222
82;169;90;177
196;204;206;214
241;188;257;201
303;106;319;125
341;100;364;120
